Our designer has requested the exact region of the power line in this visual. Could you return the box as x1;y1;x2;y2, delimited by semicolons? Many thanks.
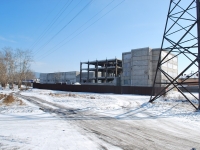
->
28;1;60;49
54;0;82;33
30;0;73;51
36;0;125;61
34;0;115;59
34;0;78;54
32;0;81;56
34;0;93;56
29;0;62;50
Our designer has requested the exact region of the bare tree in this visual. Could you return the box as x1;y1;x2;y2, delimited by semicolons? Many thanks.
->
0;47;33;89
15;48;33;89
24;69;35;88
0;53;7;88
0;47;16;88
5;48;16;89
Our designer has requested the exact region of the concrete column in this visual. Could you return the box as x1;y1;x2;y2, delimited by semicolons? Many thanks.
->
115;59;118;77
87;61;89;82
80;62;82;83
106;59;108;83
96;60;98;83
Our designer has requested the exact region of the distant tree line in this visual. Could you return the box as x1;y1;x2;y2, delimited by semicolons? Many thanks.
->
0;47;34;89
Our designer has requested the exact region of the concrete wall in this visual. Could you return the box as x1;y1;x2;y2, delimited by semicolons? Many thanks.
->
80;72;96;83
40;71;79;84
40;71;98;84
122;47;178;87
131;47;153;86
121;52;131;85
152;49;178;87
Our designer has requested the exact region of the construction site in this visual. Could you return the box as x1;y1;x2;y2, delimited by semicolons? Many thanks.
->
36;0;200;110
80;58;122;85
1;1;200;150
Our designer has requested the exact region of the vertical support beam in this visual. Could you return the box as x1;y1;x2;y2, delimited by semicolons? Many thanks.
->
196;0;200;110
115;59;117;77
80;62;82;83
102;63;105;83
96;60;98;83
106;59;108;83
87;61;89;83
150;0;173;100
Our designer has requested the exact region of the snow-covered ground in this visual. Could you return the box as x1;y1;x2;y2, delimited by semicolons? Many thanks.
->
0;87;200;149
20;89;200;122
0;87;119;150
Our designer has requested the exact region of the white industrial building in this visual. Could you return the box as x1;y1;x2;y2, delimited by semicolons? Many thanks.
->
40;71;98;84
121;47;178;87
40;71;80;84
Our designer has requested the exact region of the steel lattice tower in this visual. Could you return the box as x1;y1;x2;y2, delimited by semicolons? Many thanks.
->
150;0;200;110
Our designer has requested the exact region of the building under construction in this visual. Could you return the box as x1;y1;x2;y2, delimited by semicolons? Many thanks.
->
80;58;122;85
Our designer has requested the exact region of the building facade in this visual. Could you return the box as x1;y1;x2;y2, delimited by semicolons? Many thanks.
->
40;71;80;84
122;47;178;87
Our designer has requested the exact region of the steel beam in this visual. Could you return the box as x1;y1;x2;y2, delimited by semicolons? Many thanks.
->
196;0;200;110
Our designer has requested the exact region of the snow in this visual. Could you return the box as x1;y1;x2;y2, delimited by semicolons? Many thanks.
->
0;113;103;150
0;89;119;149
20;89;200;121
0;87;200;149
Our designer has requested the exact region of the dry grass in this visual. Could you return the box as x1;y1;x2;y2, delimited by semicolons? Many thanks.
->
48;92;96;99
20;88;29;91
43;91;111;100
1;94;24;106
18;99;24;105
0;94;6;100
3;94;15;104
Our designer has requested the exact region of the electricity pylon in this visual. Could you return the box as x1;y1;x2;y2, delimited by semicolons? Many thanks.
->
150;0;200;110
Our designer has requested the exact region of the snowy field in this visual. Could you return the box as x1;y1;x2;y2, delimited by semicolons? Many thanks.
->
0;87;200;149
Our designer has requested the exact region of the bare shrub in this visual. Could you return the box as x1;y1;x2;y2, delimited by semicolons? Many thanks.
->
67;93;76;97
19;88;25;91
90;96;95;99
3;94;15;104
79;95;86;98
0;94;6;100
18;99;24;105
55;93;58;96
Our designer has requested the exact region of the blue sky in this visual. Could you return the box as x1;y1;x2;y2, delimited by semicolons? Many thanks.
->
0;0;195;73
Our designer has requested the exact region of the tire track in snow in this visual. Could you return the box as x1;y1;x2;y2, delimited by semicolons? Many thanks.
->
15;93;200;150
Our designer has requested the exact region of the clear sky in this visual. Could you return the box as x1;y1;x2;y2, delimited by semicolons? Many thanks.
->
0;0;195;73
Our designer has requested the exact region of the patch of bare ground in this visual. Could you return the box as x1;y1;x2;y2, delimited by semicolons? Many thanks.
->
0;94;24;106
47;92;113;100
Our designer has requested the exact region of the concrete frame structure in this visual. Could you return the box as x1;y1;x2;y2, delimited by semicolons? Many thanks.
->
122;47;178;87
80;58;122;85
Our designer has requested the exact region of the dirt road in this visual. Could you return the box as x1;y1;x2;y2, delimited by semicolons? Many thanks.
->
16;94;200;150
